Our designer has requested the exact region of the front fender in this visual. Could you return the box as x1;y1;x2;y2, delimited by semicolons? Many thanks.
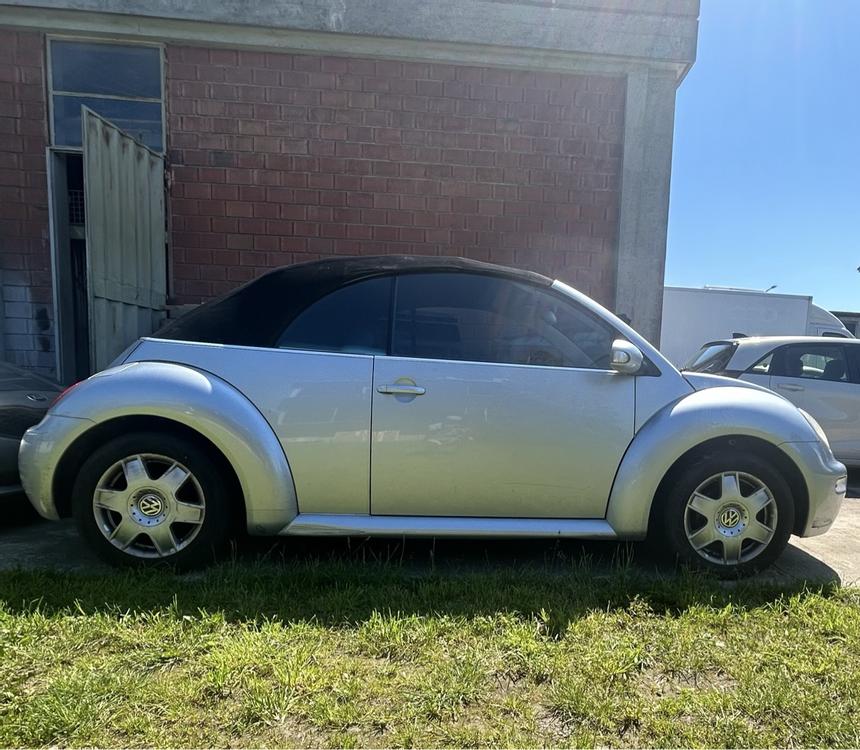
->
42;361;297;533
606;385;821;537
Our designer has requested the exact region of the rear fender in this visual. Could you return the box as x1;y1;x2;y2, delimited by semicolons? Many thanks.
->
51;361;297;533
606;385;820;537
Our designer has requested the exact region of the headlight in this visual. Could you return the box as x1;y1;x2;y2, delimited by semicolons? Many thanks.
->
799;409;830;447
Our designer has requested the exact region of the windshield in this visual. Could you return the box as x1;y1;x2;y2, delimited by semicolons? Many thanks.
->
683;342;736;373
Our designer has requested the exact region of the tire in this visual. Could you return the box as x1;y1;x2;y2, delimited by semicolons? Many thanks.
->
657;449;794;577
72;431;234;569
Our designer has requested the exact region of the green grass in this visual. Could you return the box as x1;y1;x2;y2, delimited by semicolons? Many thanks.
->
1;553;860;748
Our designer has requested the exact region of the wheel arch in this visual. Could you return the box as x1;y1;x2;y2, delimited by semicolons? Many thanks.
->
646;435;809;537
607;385;818;538
45;361;298;533
53;415;245;525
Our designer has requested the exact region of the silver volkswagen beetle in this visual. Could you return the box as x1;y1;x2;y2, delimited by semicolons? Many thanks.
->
19;257;846;575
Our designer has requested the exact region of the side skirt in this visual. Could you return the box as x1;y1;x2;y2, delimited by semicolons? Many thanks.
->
279;514;618;539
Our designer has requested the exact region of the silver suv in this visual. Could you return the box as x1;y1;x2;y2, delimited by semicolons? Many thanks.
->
686;336;860;467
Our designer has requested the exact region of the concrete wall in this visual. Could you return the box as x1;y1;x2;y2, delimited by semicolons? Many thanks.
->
167;45;624;306
1;1;699;71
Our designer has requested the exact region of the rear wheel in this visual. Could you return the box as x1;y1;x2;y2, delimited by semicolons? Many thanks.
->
659;450;794;577
72;432;233;569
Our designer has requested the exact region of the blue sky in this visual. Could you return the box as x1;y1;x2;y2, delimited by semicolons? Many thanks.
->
666;0;860;311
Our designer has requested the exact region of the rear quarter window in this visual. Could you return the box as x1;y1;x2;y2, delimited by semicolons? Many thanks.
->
683;343;737;373
276;277;392;355
747;351;774;374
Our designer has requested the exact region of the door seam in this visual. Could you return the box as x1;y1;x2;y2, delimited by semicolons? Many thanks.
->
368;354;376;516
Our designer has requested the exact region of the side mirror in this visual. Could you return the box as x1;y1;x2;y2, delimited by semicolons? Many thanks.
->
610;339;644;375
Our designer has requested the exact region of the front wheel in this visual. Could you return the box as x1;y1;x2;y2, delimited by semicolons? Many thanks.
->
658;450;795;577
72;431;233;569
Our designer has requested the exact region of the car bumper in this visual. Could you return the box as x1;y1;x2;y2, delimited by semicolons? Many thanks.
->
18;413;94;520
781;440;846;537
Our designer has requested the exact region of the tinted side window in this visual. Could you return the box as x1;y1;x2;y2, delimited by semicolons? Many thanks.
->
774;345;849;382
276;277;392;355
392;273;614;368
845;346;860;384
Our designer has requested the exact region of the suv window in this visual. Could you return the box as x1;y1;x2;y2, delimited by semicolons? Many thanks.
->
276;277;392;355
748;351;774;374
392;272;614;368
772;345;849;382
845;346;860;384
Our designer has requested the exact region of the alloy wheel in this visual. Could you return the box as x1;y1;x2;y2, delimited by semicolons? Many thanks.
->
683;471;778;566
92;453;206;558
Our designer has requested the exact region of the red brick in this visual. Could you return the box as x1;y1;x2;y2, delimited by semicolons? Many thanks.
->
293;55;322;72
281;204;307;220
225;202;253;218
376;60;403;77
334;207;362;223
253;202;279;219
263;52;294;71
334;174;362;191
211;216;239;232
163;44;622;305
321;57;349;74
225;67;253;84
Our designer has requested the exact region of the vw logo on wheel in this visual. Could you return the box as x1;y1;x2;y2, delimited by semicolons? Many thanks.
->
137;493;164;517
719;507;742;529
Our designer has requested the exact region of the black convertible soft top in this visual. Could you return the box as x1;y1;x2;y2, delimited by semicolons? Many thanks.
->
154;255;552;347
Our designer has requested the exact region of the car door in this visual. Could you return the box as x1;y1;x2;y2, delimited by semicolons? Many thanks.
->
370;272;635;519
768;343;860;463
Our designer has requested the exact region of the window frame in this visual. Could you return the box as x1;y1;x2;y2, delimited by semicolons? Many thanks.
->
387;270;621;372
47;35;166;153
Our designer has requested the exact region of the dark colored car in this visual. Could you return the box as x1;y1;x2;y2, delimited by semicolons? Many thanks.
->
0;361;61;497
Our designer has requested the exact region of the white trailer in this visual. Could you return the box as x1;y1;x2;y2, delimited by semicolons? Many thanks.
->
659;286;852;367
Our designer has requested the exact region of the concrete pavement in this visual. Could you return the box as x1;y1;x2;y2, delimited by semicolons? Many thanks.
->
781;499;860;585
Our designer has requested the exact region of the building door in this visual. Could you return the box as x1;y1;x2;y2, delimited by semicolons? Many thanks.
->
82;107;166;372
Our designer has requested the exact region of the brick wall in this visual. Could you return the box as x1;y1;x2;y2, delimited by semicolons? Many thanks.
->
166;47;624;306
0;29;52;373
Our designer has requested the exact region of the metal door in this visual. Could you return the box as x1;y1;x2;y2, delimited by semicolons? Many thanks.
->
82;107;166;371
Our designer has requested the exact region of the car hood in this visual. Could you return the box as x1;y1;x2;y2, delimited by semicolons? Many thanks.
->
682;372;774;395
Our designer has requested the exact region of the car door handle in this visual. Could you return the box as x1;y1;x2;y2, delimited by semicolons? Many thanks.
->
776;383;804;392
377;384;426;396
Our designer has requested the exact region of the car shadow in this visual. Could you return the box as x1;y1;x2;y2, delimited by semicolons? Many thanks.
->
234;532;841;586
0;522;842;628
0;491;42;527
